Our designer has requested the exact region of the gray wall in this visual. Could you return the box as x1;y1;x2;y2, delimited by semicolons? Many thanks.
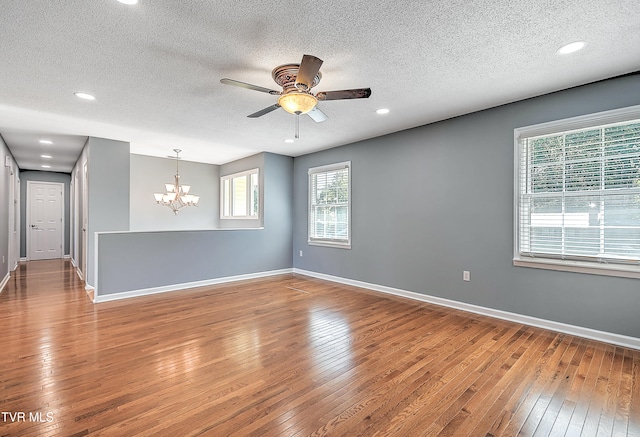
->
19;170;71;258
86;137;130;286
96;153;292;295
293;74;640;338
263;152;294;267
130;154;219;231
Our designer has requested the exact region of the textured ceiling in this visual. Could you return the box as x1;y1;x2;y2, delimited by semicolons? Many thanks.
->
1;0;639;172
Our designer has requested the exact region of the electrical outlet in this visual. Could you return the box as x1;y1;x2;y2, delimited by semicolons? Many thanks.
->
1;256;4;264
299;250;303;257
463;270;470;281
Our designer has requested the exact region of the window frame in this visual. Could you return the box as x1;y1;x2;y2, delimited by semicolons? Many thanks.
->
220;168;259;220
308;161;352;249
513;104;640;279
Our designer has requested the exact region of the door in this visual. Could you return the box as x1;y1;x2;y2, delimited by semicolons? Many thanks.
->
8;166;19;270
81;162;88;279
27;181;64;261
13;176;20;269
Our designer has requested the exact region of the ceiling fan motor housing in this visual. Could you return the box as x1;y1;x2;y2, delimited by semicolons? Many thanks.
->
272;64;322;92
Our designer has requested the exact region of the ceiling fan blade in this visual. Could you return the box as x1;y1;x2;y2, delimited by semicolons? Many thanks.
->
247;104;281;118
307;107;328;123
220;78;281;95
316;88;372;101
295;55;323;91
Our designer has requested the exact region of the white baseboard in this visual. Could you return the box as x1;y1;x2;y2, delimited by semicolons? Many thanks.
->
293;269;640;351
93;268;294;303
19;257;27;262
0;272;9;294
63;255;71;259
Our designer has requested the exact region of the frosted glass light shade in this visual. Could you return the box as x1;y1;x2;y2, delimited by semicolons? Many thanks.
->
278;92;317;114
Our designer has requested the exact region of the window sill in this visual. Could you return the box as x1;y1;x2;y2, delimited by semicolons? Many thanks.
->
513;257;640;279
220;216;260;220
308;240;351;250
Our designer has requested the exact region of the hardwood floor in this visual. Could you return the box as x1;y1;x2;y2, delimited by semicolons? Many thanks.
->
1;260;639;436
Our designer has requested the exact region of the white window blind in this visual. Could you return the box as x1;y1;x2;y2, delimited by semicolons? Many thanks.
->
517;119;640;266
308;162;351;248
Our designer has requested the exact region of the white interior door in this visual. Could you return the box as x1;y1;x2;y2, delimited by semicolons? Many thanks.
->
82;162;88;279
27;181;64;261
13;177;20;269
8;166;18;270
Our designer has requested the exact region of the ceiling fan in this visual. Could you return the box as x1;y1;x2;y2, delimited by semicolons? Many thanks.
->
220;54;371;137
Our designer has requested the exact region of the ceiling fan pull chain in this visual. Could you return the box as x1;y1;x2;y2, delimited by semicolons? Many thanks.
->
295;113;300;139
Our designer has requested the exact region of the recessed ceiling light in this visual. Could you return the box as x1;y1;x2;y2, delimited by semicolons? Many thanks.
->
556;41;586;55
39;139;53;144
41;165;51;169
41;154;53;159
74;92;96;100
284;139;294;143
117;0;138;4
376;108;390;115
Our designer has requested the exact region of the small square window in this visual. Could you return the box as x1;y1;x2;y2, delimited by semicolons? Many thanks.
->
221;168;259;219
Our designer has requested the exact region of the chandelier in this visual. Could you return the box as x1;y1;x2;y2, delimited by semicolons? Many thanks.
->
153;149;200;214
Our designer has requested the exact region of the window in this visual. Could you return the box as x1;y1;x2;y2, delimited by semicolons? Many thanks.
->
221;168;259;219
308;161;351;248
514;106;640;278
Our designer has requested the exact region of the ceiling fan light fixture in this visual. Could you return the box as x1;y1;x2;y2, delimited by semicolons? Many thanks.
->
278;93;317;115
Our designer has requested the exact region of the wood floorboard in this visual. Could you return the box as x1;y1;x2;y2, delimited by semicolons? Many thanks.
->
630;353;640;436
546;344;595;436
439;329;542;436
564;344;609;436
1;259;639;436
465;330;553;436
